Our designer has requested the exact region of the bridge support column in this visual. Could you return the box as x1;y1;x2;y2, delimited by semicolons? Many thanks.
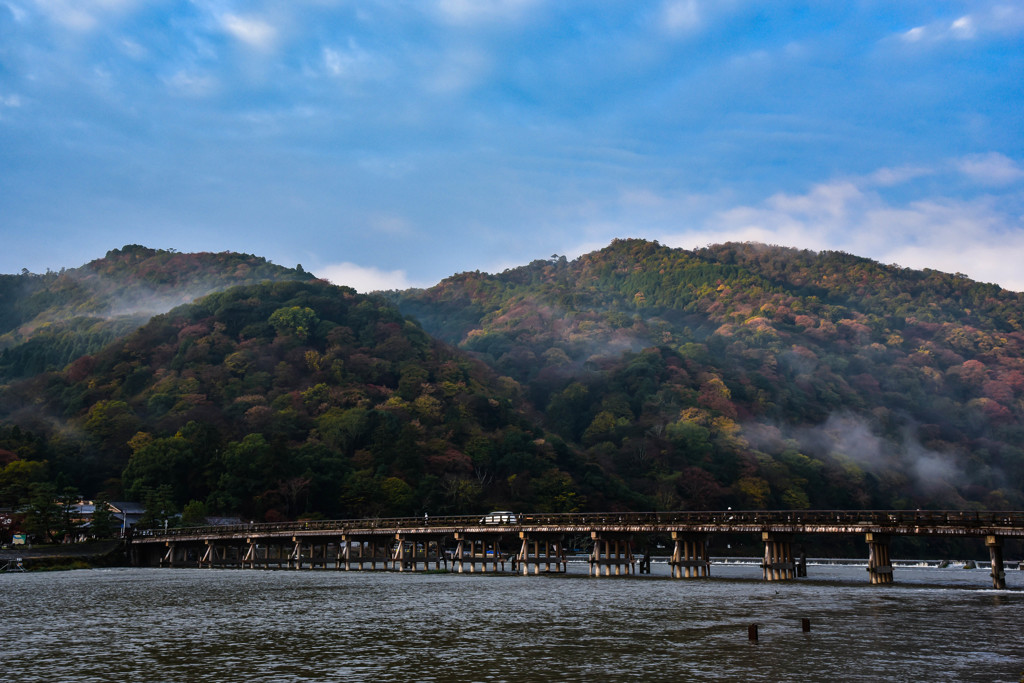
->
517;534;567;575
392;536;406;571
243;541;257;569
160;542;173;568
670;533;710;578
986;536;1006;590
865;533;893;584
338;538;348;570
368;540;378;570
273;543;287;569
453;534;506;573
199;542;214;569
762;532;795;581
454;538;465;573
590;533;633;577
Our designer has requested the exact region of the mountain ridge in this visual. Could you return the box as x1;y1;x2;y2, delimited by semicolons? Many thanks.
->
1;239;1021;529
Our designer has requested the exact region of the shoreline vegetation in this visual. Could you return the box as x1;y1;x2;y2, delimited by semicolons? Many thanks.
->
0;539;126;571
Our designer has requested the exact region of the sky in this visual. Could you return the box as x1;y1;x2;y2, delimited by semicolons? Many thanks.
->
1;1;1023;292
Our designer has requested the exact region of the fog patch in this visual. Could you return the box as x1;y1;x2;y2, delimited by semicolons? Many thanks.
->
748;412;977;500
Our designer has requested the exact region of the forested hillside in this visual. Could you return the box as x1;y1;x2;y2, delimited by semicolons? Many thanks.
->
0;245;313;380
394;239;1024;512
2;240;1023;529
0;280;571;523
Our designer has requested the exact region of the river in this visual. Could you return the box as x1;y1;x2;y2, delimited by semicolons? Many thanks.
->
2;561;1022;682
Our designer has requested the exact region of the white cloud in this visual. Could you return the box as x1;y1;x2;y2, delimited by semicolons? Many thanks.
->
28;0;137;31
0;93;22;107
956;152;1024;186
950;15;976;40
654;164;1024;291
316;262;428;292
220;13;277;51
661;0;702;35
4;2;27;22
901;26;926;43
866;164;934;187
321;39;385;83
895;6;1024;45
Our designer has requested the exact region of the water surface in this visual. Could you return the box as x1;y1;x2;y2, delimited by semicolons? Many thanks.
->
2;562;1021;682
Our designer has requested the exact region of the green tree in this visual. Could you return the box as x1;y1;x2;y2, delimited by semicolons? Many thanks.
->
269;306;319;340
122;435;194;504
90;497;117;539
23;483;60;543
181;499;209;526
138;485;178;530
0;459;49;508
57;486;82;541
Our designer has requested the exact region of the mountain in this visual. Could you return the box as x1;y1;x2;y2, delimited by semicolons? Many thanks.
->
392;239;1024;511
2;239;1023;526
0;245;314;380
0;279;569;521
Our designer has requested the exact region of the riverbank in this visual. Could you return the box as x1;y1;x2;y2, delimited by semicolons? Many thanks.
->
0;539;127;571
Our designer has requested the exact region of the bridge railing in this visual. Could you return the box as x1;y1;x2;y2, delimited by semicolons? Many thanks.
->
132;509;1024;541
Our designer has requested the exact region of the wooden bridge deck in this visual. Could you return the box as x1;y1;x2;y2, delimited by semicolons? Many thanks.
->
132;509;1024;544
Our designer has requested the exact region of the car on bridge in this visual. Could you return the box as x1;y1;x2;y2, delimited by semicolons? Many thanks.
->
480;511;518;525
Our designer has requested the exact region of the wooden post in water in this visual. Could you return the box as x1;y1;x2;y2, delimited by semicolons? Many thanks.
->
986;535;1006;589
517;533;566;575
243;541;256;569
161;542;174;568
394;535;407;572
670;532;710;578
590;533;632;576
761;532;795;581
199;542;213;569
865;533;893;584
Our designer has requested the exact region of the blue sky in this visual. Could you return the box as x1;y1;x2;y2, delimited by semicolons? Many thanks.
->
2;1;1023;291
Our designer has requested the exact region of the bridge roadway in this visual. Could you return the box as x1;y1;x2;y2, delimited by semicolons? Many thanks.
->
131;509;1024;588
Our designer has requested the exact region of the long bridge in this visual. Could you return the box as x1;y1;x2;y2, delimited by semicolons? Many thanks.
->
130;509;1024;589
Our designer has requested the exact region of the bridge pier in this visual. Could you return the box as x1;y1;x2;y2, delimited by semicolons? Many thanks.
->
762;532;796;581
160;541;184;568
269;542;290;569
866;532;893;584
517;533;567;574
243;541;256;569
199;541;244;569
669;532;710;578
160;542;172;567
392;534;446;571
199;542;213;568
339;538;389;570
289;539;304;569
589;533;633;577
454;533;506;573
986;536;1006;589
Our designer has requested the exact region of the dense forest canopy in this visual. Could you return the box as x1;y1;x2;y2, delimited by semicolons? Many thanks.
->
0;245;313;380
2;240;1023;530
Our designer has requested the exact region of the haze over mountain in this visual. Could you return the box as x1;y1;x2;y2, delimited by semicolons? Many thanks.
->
1;240;1022;526
0;245;313;379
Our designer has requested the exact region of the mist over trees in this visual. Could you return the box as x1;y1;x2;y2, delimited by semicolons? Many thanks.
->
1;240;1022;526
